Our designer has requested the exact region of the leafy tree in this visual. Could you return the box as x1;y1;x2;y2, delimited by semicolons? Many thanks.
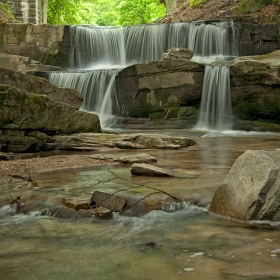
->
47;0;166;26
47;0;83;25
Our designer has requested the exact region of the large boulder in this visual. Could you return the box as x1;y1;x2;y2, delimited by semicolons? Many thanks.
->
0;67;83;109
0;84;101;152
231;50;280;127
210;149;280;222
115;59;204;118
131;163;175;177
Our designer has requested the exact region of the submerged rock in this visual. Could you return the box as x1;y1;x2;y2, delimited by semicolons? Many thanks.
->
210;149;280;222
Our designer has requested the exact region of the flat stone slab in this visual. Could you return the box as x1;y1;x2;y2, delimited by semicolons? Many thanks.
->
114;153;157;164
90;191;127;212
131;163;175;177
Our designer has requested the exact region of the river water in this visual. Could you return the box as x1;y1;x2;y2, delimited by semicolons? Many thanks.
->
1;129;280;280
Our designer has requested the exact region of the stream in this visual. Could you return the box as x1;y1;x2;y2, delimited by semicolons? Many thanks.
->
1;129;280;279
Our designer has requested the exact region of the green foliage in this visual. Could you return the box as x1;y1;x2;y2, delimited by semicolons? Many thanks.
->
189;0;207;7
47;0;166;26
0;2;15;21
118;0;166;26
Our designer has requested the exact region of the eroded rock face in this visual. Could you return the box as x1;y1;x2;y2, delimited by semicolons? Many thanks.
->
231;50;280;126
115;59;204;118
210;149;280;222
0;67;83;109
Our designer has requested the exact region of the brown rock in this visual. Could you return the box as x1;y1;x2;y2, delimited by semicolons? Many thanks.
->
90;191;127;212
62;197;89;210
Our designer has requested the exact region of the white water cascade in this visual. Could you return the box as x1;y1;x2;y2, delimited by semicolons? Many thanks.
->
195;64;233;131
48;20;238;129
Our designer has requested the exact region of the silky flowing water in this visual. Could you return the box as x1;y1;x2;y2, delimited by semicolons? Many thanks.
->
1;130;280;280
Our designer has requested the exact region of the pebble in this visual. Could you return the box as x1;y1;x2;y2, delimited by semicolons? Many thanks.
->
184;268;194;272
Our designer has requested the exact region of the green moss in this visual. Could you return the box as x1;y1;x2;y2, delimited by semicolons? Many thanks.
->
190;0;207;7
165;107;180;118
234;120;280;132
149;111;164;120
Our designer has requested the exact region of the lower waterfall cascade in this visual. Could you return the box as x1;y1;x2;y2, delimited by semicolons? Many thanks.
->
48;20;239;129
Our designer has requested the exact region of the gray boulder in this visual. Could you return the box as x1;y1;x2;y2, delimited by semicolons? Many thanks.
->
210;149;280;222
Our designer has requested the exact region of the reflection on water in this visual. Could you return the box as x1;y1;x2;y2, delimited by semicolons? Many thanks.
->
1;131;280;279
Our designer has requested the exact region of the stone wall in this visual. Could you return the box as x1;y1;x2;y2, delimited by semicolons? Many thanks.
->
0;23;70;67
3;0;48;24
238;21;280;56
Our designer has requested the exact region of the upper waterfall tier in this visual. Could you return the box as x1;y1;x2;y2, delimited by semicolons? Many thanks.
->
69;20;239;69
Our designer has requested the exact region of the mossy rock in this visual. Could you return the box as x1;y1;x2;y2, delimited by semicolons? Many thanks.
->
165;107;181;118
234;120;280;132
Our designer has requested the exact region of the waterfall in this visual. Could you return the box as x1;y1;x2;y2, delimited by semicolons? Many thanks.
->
196;64;233;131
47;20;238;129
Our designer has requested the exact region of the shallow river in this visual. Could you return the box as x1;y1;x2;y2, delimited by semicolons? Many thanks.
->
1;129;280;280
